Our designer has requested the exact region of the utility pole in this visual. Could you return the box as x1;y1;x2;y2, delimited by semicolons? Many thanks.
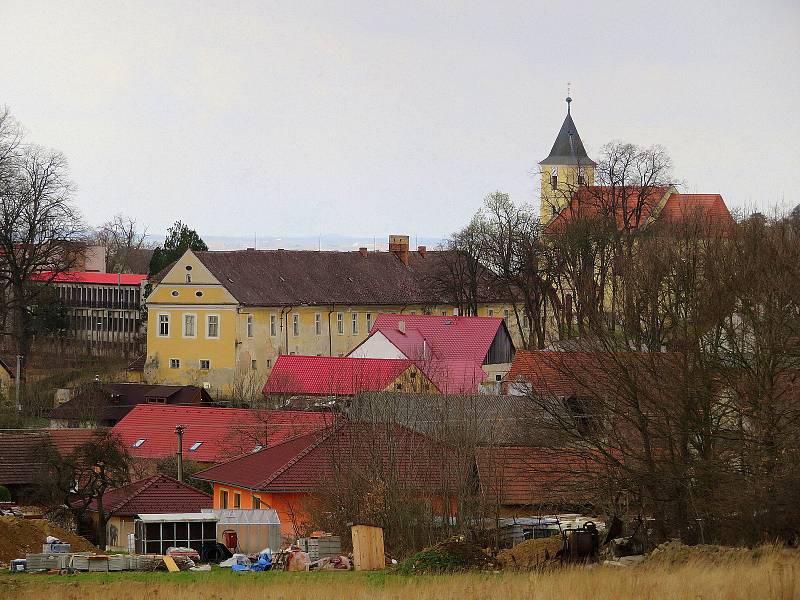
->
175;424;185;482
15;355;22;411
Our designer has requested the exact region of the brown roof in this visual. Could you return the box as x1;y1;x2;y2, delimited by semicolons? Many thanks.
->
49;383;213;424
475;446;599;506
88;474;212;516
192;249;503;307
0;429;105;486
195;421;463;493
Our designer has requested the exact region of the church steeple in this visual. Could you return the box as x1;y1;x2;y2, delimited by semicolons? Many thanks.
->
540;96;596;167
538;96;596;223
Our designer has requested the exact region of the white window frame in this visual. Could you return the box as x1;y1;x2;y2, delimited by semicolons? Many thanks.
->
199;359;210;370
351;312;359;334
183;313;197;338
314;313;321;336
337;312;343;335
206;314;220;339
487;308;494;317
251;359;257;370
158;313;170;337
292;313;299;337
246;314;254;338
366;312;372;332
169;358;180;369
270;314;277;337
503;309;509;323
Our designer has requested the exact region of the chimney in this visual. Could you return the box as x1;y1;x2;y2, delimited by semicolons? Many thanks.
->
389;235;410;266
397;320;406;334
358;247;368;257
417;245;426;257
175;425;185;483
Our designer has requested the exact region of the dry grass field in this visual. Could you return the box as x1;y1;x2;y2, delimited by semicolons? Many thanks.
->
0;547;797;600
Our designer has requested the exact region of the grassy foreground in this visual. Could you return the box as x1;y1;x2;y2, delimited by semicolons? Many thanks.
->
0;551;796;600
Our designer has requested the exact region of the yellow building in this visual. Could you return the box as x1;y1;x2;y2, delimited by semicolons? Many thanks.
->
145;236;518;397
539;96;596;223
0;358;14;400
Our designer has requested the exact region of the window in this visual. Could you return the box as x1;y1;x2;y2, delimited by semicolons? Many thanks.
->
158;314;170;337
270;315;277;336
252;445;263;453
365;312;372;331
252;495;261;509
503;309;509;323
266;359;271;368
189;441;203;452
314;313;321;335
337;313;343;334
550;166;558;190
207;315;219;338
487;309;494;317
441;311;447;316
251;359;257;370
169;358;180;369
292;313;299;336
220;490;228;509
578;166;586;186
233;492;241;508
246;314;254;337
200;359;210;370
186;273;192;283
195;291;203;297
132;438;146;448
183;314;196;337
351;312;359;334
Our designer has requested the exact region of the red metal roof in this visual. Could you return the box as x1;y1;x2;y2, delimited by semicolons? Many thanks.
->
262;355;416;396
30;271;147;285
88;474;212;516
112;405;335;463
368;314;504;363
194;421;462;493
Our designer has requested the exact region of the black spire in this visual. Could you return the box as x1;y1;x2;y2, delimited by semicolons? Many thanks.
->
539;97;596;167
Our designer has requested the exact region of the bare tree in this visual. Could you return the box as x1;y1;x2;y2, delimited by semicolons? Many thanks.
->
0;107;85;388
95;214;151;273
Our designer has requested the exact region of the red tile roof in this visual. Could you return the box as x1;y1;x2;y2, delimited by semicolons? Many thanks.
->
30;271;147;285
475;446;599;506
112;405;335;463
505;350;680;397
88;474;212;516
656;193;735;231
545;187;735;234
263;355;418;396
194;421;462;493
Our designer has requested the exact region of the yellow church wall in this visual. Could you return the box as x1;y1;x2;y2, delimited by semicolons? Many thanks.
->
540;164;595;223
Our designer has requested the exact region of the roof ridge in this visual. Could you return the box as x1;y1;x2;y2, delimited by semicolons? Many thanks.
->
257;424;340;489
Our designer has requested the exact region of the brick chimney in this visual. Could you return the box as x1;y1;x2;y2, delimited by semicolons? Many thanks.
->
417;245;426;257
389;235;410;266
358;247;368;257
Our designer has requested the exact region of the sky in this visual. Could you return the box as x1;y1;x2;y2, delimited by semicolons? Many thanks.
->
1;1;798;246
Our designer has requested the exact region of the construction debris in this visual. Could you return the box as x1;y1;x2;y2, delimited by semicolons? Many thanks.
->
497;536;564;570
399;537;498;574
0;516;98;565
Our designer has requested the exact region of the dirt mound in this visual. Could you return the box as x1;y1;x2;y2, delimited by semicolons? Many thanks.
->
647;540;755;566
0;515;99;564
497;536;564;570
399;537;498;574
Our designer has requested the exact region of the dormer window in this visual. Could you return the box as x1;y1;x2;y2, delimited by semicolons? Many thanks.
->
133;438;146;448
189;441;203;452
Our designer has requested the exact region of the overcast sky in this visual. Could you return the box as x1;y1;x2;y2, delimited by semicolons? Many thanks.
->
1;1;798;243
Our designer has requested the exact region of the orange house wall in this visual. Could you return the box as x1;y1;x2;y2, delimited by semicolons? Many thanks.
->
212;484;457;538
213;483;309;537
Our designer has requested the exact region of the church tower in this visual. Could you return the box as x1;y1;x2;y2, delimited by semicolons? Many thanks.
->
539;96;596;223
